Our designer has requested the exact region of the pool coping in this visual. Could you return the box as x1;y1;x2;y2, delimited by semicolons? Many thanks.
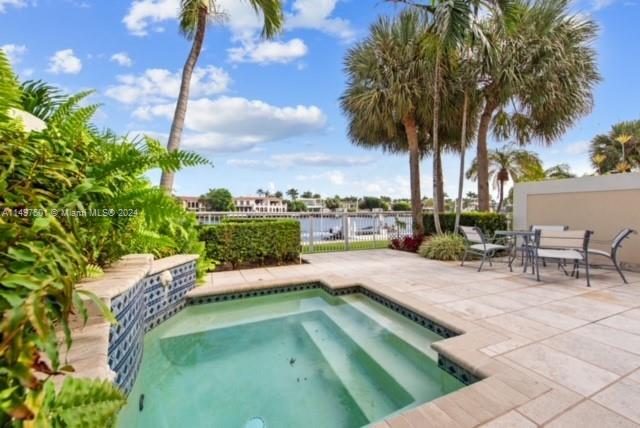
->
186;275;552;427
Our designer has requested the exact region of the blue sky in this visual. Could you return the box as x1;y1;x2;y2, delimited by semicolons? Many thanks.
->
1;0;639;199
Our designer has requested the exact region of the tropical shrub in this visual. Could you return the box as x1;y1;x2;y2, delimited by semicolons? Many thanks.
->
418;233;466;261
0;51;208;425
389;235;424;253
391;201;411;211
423;212;507;237
200;220;300;269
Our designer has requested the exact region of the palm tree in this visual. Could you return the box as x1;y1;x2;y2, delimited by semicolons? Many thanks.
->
393;0;503;233
473;0;599;210
286;188;299;200
544;163;575;179
341;11;432;237
466;145;541;212
159;0;284;192
589;120;640;173
256;188;265;196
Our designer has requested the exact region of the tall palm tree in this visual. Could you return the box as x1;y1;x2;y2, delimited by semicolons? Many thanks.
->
466;145;541;212
473;0;599;210
159;0;284;192
393;0;504;233
256;188;265;196
341;11;432;237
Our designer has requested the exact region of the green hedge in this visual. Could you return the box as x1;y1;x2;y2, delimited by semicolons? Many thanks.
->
423;212;508;237
200;219;300;268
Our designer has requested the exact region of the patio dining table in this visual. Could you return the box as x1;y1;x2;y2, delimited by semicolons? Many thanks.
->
495;230;537;273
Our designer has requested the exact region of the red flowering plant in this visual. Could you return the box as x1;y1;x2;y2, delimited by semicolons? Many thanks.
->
389;235;425;253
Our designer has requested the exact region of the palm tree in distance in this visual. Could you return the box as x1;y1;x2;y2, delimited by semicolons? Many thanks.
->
466;145;541;212
256;188;265;196
286;188;299;200
159;0;284;192
544;163;575;179
589;120;640;173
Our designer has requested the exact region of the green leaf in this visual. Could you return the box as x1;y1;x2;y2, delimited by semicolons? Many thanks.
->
76;290;116;325
0;290;24;307
32;216;51;232
1;274;42;290
52;378;126;428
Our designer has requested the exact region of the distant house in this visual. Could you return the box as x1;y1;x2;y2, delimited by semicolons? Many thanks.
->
177;196;208;212
297;198;324;212
339;199;358;211
234;196;287;213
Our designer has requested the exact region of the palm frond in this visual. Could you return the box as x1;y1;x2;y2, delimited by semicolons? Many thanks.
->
0;50;21;114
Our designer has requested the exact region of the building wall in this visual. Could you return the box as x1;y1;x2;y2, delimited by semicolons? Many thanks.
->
513;174;640;268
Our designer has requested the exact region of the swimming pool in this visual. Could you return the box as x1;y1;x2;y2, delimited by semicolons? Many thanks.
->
117;288;463;427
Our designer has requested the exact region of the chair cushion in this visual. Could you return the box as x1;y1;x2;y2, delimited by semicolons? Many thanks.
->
537;249;583;260
587;249;611;258
470;243;508;252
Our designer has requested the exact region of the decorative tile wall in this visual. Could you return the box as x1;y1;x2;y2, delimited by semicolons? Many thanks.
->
108;260;197;394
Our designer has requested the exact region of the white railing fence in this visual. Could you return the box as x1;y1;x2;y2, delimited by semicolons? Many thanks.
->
195;211;414;253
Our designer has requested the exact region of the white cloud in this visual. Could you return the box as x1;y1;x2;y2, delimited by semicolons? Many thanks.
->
228;38;308;64
132;96;326;152
352;175;433;199
48;49;82;74
0;0;27;13
123;0;354;41
134;95;325;133
592;0;617;9
296;170;345;185
565;140;590;155
287;0;355;41
0;44;26;64
110;52;133;67
106;66;230;104
123;0;178;36
227;152;373;169
123;0;262;37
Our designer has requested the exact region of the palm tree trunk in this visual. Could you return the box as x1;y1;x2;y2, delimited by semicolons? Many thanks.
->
432;48;443;234
476;99;497;211
403;114;424;237
159;6;207;192
454;91;469;232
497;179;504;212
436;147;445;212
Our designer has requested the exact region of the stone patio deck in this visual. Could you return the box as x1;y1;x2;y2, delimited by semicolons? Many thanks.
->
190;249;640;427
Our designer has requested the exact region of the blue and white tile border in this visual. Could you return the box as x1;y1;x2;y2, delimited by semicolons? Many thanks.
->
73;254;199;395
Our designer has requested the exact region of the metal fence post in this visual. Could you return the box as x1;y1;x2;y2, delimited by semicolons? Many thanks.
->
343;213;350;250
373;215;378;248
309;215;314;253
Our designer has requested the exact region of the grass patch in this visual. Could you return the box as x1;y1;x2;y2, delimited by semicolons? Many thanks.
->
301;240;390;253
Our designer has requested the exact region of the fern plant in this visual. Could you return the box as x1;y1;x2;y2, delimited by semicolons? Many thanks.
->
0;50;209;426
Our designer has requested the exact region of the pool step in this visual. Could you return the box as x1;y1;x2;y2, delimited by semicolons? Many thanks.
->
340;295;440;361
301;319;412;423
323;304;459;404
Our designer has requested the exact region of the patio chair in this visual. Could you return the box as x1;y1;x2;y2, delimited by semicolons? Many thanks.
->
531;225;569;267
584;228;637;284
460;226;509;272
533;229;593;287
512;225;570;268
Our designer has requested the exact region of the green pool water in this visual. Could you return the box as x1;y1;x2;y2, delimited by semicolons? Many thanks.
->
117;289;463;428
